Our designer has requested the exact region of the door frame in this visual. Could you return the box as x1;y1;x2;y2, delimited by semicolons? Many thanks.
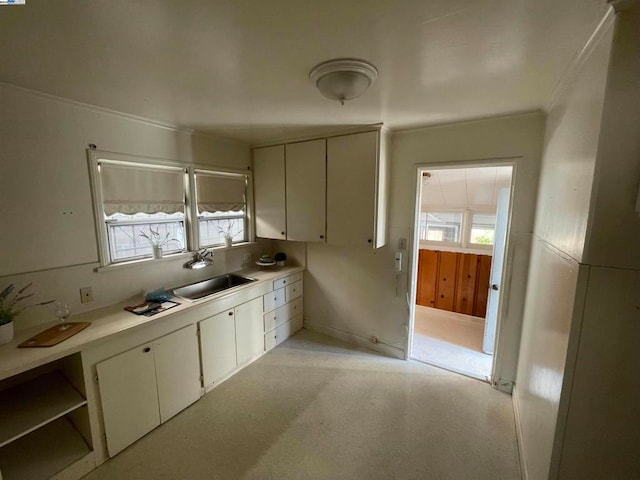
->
406;158;518;386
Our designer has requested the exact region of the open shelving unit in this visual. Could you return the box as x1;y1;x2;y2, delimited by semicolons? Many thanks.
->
0;370;92;480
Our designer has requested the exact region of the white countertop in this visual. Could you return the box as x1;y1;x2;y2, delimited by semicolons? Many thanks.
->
0;265;304;382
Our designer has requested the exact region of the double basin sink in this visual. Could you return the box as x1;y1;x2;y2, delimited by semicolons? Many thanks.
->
172;273;256;301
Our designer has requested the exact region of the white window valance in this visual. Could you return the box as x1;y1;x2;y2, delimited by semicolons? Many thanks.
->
196;172;246;213
100;163;185;216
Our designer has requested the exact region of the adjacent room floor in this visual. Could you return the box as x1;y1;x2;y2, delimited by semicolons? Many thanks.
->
412;305;493;381
84;329;520;480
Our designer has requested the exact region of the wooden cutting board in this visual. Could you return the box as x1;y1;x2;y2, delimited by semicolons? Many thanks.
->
18;322;91;348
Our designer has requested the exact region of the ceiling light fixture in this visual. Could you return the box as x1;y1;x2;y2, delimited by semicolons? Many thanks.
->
309;58;378;105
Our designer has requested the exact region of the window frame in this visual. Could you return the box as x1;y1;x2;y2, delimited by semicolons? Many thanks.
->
192;168;250;248
419;208;495;252
88;149;254;268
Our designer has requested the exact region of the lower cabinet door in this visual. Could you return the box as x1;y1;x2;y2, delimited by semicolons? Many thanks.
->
199;309;238;386
235;297;264;367
154;324;201;423
97;343;160;457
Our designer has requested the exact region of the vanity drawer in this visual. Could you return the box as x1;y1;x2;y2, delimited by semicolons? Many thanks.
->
285;281;303;302
264;297;303;332
263;287;286;313
272;271;303;291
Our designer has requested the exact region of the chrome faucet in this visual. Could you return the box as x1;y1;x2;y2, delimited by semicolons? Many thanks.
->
184;248;214;269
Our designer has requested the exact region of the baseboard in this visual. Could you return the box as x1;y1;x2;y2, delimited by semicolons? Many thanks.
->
512;385;529;480
304;321;405;359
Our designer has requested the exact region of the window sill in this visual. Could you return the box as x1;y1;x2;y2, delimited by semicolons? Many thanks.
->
95;252;193;273
94;242;258;273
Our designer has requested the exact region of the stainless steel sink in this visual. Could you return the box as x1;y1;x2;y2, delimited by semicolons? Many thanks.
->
172;274;256;300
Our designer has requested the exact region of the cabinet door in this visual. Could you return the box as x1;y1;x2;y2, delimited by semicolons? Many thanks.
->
199;309;238;386
97;343;160;457
416;249;438;307
235;297;264;367
454;254;479;315
473;255;492;318
253;145;286;239
435;251;459;311
327;131;379;247
154;324;201;423
285;139;326;242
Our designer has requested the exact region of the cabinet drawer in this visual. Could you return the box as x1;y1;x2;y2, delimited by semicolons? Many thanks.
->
285;280;303;302
264;297;303;332
264;313;303;352
263;287;286;313
272;271;303;291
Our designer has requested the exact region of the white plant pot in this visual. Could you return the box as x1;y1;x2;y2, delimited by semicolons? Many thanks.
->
224;237;233;247
152;245;163;259
0;321;14;346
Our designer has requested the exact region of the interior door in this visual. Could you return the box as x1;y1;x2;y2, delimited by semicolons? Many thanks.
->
97;343;160;457
285;139;326;242
154;324;201;423
483;188;510;354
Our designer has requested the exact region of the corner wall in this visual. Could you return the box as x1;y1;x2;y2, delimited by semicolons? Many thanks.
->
0;84;255;330
304;112;544;377
513;12;614;480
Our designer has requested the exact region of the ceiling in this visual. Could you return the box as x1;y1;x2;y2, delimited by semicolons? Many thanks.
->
421;166;513;210
0;0;609;144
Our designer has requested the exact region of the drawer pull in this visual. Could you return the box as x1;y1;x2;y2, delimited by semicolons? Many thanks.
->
283;280;287;284
143;347;151;353
228;311;233;316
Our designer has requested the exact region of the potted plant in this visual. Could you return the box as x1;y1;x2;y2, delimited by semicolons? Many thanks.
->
217;220;236;247
0;283;54;345
139;227;179;259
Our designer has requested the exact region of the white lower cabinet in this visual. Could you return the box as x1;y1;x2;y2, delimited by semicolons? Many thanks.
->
263;273;304;352
235;297;264;367
96;324;200;457
199;296;265;388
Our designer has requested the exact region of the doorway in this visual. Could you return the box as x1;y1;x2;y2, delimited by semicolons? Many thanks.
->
409;165;513;382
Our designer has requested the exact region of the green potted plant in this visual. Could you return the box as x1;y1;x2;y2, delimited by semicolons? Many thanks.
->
0;283;54;345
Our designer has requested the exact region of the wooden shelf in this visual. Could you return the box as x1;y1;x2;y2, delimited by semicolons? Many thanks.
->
0;371;87;448
0;416;91;480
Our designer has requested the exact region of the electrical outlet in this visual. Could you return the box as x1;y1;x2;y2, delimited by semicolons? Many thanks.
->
80;287;93;304
398;238;407;250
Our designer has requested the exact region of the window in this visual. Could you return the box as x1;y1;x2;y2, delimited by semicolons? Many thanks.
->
89;151;253;267
419;212;463;243
97;160;187;263
419;210;496;249
470;213;496;246
195;171;248;247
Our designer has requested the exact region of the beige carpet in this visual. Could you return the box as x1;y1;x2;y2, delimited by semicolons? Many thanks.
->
84;329;520;480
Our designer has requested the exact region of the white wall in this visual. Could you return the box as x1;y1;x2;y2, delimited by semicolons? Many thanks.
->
552;7;640;479
304;112;544;376
513;12;614;480
0;84;256;331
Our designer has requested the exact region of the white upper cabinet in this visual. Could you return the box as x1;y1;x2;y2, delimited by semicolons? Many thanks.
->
252;128;387;247
327;130;386;248
286;139;326;242
253;145;286;239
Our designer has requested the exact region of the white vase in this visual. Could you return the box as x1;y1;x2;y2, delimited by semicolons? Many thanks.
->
0;321;14;346
152;245;163;259
224;237;233;247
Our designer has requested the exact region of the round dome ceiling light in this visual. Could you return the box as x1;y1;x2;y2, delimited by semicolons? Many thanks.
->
309;58;378;105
